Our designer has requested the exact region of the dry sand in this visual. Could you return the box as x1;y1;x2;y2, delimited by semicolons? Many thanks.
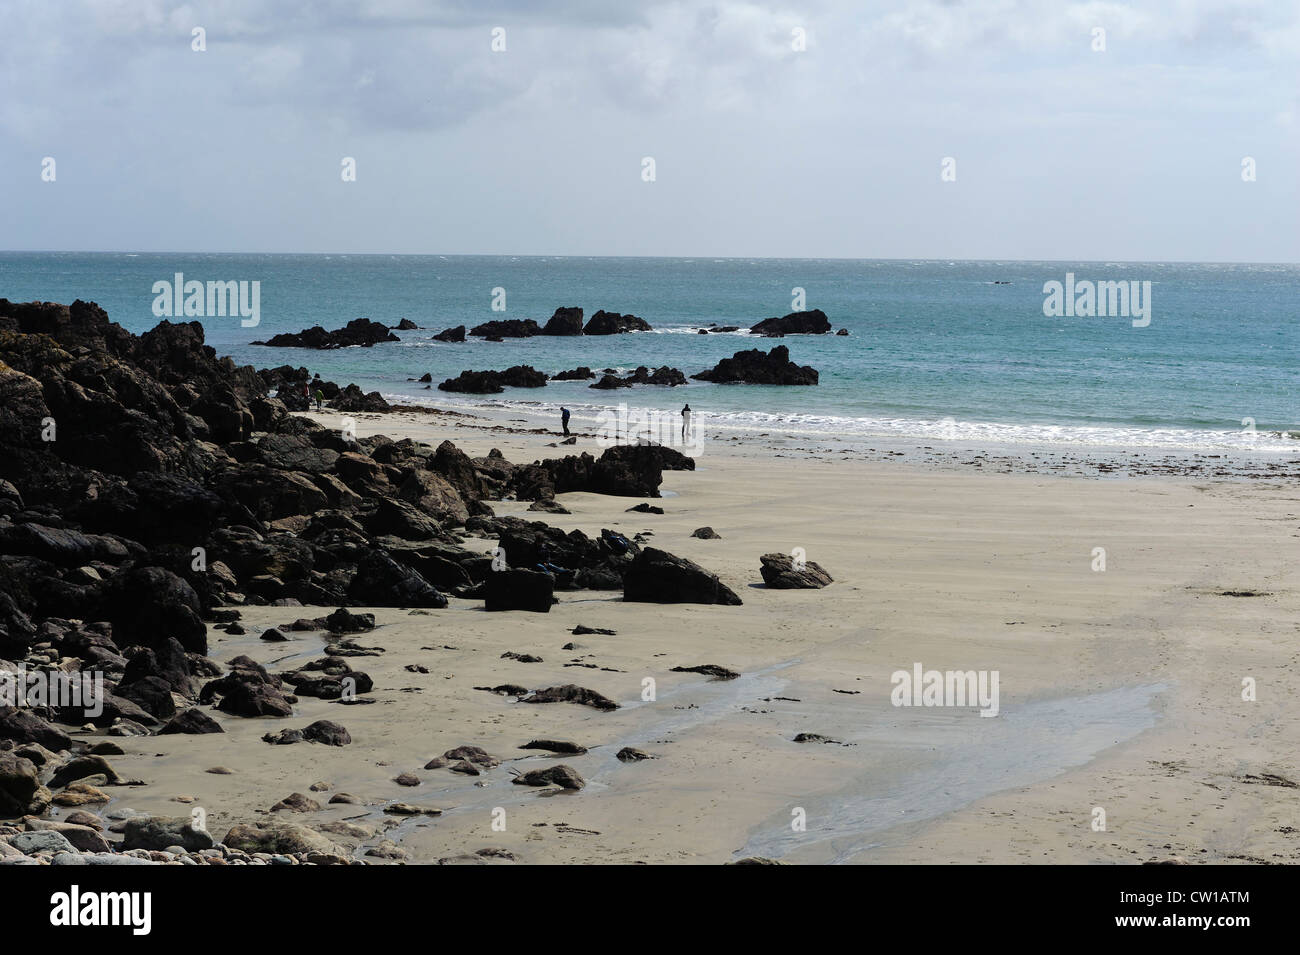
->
98;408;1300;864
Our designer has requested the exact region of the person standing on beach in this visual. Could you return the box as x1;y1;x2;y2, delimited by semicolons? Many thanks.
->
313;387;324;412
561;407;571;437
681;404;691;443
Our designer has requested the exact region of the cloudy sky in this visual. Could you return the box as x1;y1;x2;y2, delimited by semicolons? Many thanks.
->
2;0;1297;260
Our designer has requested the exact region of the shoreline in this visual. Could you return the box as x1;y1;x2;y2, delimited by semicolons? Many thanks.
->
358;400;1300;483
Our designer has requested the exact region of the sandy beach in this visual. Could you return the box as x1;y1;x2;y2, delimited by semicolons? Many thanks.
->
92;406;1300;865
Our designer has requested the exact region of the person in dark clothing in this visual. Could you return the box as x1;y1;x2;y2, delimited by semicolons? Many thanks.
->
561;407;571;437
681;404;692;442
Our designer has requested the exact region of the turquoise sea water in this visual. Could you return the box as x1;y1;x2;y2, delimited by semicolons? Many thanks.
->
2;252;1296;452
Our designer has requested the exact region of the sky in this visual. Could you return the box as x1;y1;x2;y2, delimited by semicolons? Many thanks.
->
1;0;1297;261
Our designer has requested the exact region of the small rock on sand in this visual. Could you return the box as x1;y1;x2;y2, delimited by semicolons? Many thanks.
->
512;765;586;790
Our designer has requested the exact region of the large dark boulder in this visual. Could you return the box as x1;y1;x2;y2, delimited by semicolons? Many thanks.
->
97;566;207;654
349;551;448;608
331;384;390;412
0;707;73;750
589;374;633;390
499;366;548;388
252;318;399;349
623;547;742;605
439;366;547;393
691;345;818;385
749;308;832;336
583;311;652;335
541;307;584;336
158;708;223;734
116;675;178;719
468;319;541;339
210;464;329;521
120;638;194;696
433;325;466;343
0;752;52;816
552;367;594;381
198;657;293;717
438;370;503;394
0;523;128;567
485;568;554;612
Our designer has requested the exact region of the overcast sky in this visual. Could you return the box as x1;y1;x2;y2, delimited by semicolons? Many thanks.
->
2;0;1297;260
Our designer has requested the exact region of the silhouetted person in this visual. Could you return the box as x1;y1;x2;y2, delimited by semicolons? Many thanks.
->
561;406;571;437
681;404;691;442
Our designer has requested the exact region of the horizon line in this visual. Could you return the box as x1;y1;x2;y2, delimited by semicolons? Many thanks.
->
2;250;1299;267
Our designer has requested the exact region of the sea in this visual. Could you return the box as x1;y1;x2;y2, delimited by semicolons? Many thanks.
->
2;252;1297;455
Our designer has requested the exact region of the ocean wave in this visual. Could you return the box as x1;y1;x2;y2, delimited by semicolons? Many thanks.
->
385;391;1300;454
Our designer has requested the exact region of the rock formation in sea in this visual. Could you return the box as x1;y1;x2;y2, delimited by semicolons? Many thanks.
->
691;345;819;385
433;325;466;342
468;319;542;338
541;307;584;336
748;308;831;336
438;366;549;393
251;318;400;349
582;310;652;335
590;366;686;388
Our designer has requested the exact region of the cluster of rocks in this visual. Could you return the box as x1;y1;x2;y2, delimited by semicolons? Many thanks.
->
252;318;401;349
692;345;819;385
0;299;730;707
438;308;654;342
0;810;367;865
437;365;548;393
590;366;686;389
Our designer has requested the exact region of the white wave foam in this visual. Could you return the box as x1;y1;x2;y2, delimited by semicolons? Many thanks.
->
385;391;1300;454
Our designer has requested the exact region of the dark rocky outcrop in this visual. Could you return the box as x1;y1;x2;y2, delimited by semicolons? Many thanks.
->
485;568;555;612
583;311;652;335
623;548;742;605
552;366;595;381
437;370;504;394
749;308;831;336
589;373;632;390
541;307;584;336
691;345;818;385
252;318;400;349
591;366;685;388
469;319;542;339
438;366;547;393
433;325;466;343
